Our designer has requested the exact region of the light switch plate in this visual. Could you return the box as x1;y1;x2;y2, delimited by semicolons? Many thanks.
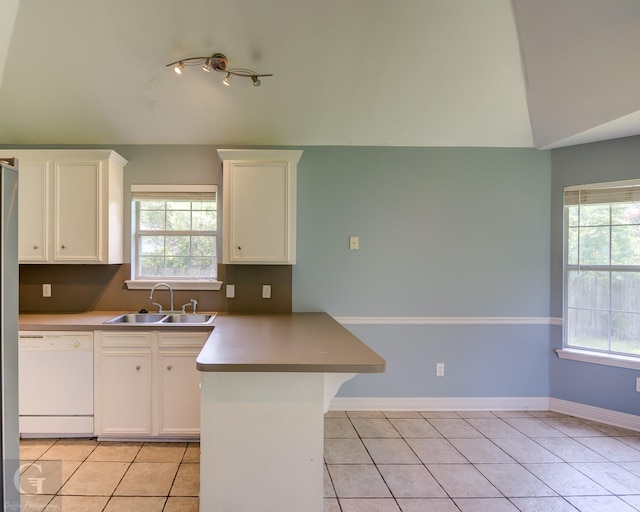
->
226;284;235;299
262;285;272;299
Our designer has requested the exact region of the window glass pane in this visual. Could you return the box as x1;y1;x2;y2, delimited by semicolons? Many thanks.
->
166;210;191;231
166;201;191;210
579;226;610;265
192;201;215;211
192;211;216;231
579;204;610;226
611;272;640;313
139;210;165;231
612;203;640;225
567;271;610;310
567;308;609;351
611;225;640;265
166;236;190;256
611;312;640;355
139;201;164;210
191;236;215;257
567;227;579;265
165;257;190;277
567;205;579;227
138;256;164;277
190;257;216;277
139;236;164;256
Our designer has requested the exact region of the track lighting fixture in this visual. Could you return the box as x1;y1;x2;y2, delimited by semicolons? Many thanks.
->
166;52;272;87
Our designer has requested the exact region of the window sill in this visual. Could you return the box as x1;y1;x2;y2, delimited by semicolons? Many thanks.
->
125;280;223;291
555;348;640;371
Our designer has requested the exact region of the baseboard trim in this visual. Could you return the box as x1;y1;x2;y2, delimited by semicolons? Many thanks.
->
329;396;640;432
329;396;550;411
549;398;640;432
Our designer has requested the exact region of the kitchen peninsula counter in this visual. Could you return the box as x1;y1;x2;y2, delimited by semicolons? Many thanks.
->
197;312;385;512
196;312;385;373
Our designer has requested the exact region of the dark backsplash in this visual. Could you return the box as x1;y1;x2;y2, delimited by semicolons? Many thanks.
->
19;264;292;314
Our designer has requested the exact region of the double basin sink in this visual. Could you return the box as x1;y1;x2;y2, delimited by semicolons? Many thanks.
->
104;312;216;325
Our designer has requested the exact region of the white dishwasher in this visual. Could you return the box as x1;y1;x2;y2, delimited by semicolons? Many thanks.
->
19;331;94;436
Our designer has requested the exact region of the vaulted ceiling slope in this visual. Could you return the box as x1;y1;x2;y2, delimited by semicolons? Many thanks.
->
0;0;638;148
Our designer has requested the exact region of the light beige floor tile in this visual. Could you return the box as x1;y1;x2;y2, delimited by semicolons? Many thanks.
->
324;418;358;438
88;442;142;462
43;495;109;512
103;496;166;512
453;497;520;511
324;465;336;498
339;498;401;511
40;439;98;461
324;438;372;464
426;464;501;498
324;497;340;511
524;462;610;496
59;461;129;496
20;459;82;495
383;411;423;419
419;411;460;419
492;437;562;463
465;418;526;438
493;411;534;418
534;436;608;462
327;464;391;498
362;439;420;464
182;443;200;463
351;419;400;438
456;411;497;419
325;411;348;418
114;462;179;496
406;438;466;464
378;465;447;498
572;462;640;494
475;463;556;497
449;438;514;463
20;439;57;461
541;418;605;437
346;411;386;418
164;497;199;512
618;437;640;451
20;494;54;512
397;498;460;512
575;436;640;462
566;495;638;512
134;442;186;463
502;417;567;437
510;497;583;512
170;463;199;497
428;419;482;439
389;419;442;438
622;496;640;509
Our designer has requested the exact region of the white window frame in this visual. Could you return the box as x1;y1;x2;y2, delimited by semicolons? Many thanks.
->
558;178;640;369
125;184;222;291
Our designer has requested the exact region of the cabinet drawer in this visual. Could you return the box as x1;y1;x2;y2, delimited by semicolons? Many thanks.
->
158;332;209;348
97;331;153;348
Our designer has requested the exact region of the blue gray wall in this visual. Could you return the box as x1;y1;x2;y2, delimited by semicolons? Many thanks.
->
293;147;552;398
550;136;640;415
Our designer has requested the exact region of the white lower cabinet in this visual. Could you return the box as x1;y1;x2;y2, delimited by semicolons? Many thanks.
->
95;330;208;439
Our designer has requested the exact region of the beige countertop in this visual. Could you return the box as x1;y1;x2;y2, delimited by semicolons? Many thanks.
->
196;313;386;373
19;311;216;332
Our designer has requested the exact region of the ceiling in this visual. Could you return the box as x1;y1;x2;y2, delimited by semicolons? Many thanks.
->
1;0;639;149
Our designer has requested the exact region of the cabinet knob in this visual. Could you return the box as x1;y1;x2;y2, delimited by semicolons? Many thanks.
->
135;365;141;371
61;245;67;250
237;246;242;251
33;244;39;250
167;365;172;371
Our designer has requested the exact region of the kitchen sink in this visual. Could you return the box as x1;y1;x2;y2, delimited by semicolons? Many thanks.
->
161;314;215;324
104;312;216;325
105;313;167;324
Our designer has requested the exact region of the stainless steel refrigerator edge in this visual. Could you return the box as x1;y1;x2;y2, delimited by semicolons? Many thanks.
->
0;158;20;509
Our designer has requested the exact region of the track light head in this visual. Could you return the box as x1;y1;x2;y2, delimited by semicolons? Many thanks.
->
223;73;232;86
166;52;272;87
251;76;261;87
173;61;184;74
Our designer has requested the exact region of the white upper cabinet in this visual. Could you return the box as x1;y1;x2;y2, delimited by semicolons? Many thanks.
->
12;150;127;264
218;149;302;264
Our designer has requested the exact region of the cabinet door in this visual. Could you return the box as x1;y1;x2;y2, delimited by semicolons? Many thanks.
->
224;161;293;263
97;350;152;436
54;161;101;262
18;160;49;262
157;350;202;436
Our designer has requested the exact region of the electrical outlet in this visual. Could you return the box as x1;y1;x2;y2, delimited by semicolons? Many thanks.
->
226;284;235;299
349;236;359;250
262;285;272;299
636;377;640;393
436;363;445;377
42;283;52;297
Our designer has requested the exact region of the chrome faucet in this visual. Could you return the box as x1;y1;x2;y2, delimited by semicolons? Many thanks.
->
181;299;198;314
149;282;174;313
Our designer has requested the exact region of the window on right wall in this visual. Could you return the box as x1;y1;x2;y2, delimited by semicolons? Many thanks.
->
564;179;640;358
